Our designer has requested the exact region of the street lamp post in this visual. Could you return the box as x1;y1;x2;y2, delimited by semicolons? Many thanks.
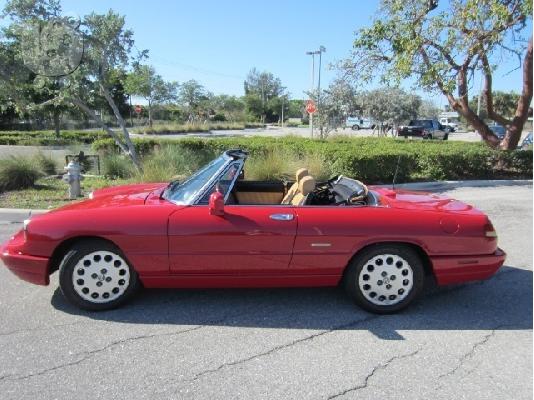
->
306;46;326;138
317;46;326;138
306;50;317;137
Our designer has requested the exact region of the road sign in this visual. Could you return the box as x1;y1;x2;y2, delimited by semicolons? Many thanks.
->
134;105;142;115
306;100;317;114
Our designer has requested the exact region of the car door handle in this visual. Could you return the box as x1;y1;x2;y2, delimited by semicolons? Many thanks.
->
269;213;294;221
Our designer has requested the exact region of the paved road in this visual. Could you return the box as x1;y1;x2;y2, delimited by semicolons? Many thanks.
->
0;184;531;400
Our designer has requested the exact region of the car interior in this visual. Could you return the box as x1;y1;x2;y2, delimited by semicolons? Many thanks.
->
227;168;377;207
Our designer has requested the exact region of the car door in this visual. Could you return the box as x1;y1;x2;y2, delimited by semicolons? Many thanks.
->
168;205;297;275
433;120;446;139
289;206;380;277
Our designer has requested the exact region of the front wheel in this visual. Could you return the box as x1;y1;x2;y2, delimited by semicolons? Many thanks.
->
443;133;449;140
343;245;425;314
59;240;140;311
351;125;360;131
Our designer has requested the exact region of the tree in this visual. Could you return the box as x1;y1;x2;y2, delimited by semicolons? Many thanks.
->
343;0;532;149
124;65;178;127
356;87;421;134
307;79;359;137
208;95;245;122
1;1;145;169
418;99;441;119
179;79;210;122
244;68;284;123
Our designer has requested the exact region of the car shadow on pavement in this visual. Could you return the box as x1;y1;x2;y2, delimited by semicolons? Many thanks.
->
51;265;532;340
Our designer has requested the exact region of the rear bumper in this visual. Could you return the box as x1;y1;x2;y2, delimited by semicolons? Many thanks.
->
0;242;50;286
431;248;506;285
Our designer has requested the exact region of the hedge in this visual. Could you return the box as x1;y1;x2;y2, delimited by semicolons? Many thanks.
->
0;130;106;146
91;136;532;183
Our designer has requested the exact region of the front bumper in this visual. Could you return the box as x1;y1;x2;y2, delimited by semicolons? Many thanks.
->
431;248;506;285
0;233;50;286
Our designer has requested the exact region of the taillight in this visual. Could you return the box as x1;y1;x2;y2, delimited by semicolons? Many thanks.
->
484;221;497;238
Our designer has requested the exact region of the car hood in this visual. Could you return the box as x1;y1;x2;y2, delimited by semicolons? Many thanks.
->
49;182;167;213
372;187;483;215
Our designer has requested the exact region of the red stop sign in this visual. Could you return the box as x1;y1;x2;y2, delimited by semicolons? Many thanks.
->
134;105;142;114
306;100;317;114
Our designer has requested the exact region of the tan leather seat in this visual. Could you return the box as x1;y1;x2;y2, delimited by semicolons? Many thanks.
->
290;176;315;205
281;168;309;204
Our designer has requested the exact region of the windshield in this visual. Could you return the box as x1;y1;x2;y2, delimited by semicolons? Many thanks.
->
164;155;228;204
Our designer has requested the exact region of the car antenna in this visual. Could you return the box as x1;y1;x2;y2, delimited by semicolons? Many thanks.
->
392;154;401;190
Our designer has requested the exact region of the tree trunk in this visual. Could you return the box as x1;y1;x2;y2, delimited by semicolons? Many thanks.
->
99;83;142;170
148;100;152;128
500;36;533;150
69;96;142;171
53;108;61;138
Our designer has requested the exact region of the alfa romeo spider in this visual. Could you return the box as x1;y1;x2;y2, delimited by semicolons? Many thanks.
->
1;149;505;313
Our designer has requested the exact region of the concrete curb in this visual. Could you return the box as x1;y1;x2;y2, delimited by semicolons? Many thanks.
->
0;208;49;214
0;179;531;213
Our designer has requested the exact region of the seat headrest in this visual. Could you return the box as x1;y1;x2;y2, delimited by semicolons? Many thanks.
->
299;176;315;195
295;168;309;183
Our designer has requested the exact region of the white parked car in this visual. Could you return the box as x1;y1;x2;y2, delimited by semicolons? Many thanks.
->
346;117;375;130
439;117;458;132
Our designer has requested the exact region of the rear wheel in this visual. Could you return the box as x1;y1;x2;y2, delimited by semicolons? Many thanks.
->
344;245;425;314
443;133;449;140
351;125;360;131
59;239;140;311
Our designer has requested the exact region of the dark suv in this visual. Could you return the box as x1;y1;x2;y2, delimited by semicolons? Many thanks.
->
398;119;449;140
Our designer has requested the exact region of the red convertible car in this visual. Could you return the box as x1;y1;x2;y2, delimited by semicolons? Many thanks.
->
1;150;505;313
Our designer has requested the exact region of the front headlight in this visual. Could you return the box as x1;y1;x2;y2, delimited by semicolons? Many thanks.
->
23;219;31;231
88;191;94;199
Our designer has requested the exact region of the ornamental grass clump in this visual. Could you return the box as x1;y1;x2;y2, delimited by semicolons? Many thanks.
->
0;156;42;192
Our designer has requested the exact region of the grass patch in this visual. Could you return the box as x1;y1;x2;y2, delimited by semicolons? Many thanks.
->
0;176;128;209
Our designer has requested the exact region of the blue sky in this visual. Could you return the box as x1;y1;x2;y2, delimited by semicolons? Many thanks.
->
1;0;530;106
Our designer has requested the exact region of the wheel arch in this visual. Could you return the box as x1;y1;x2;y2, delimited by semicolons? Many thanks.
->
342;241;434;281
48;236;122;275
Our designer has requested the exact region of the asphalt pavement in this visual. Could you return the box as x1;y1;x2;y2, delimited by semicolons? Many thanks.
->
0;183;532;400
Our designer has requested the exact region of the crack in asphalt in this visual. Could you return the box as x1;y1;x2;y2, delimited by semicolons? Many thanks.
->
326;348;422;399
0;324;207;383
0;321;85;338
437;326;504;381
191;314;381;382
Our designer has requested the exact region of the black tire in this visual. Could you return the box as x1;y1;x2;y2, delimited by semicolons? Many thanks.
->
443;133;449;140
59;239;140;311
343;244;425;314
351;125;360;131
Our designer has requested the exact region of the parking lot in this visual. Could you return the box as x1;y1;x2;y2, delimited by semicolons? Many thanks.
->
0;183;532;400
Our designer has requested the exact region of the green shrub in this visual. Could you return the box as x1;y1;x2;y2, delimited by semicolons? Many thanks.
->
36;153;57;175
0;157;42;191
102;154;135;179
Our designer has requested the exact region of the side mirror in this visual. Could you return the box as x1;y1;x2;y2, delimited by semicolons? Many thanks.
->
209;190;225;216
